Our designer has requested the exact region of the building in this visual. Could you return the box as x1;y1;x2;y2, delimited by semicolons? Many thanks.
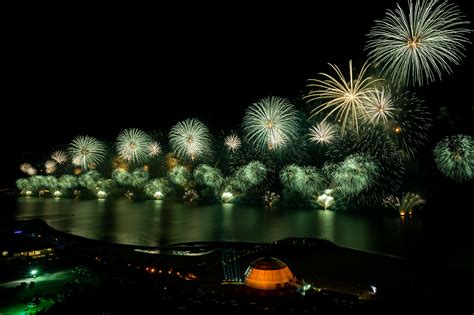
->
243;257;296;290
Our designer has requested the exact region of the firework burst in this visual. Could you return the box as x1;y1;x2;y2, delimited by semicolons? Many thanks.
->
169;118;211;160
391;92;432;159
366;0;471;87
147;141;162;158
116;128;152;165
51;150;68;165
58;175;79;192
233;161;267;193
144;178;169;199
330;153;380;198
308;121;337;145
383;192;426;216
364;87;396;125
280;164;324;198
44;160;57;174
305;60;382;134
168;165;191;187
224;134;241;153
20;163;37;175
69;136;107;171
434;134;474;182
194;164;224;189
243;96;300;151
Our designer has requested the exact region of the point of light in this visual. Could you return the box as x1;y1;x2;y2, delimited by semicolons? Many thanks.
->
97;191;107;199
221;192;234;203
370;285;377;294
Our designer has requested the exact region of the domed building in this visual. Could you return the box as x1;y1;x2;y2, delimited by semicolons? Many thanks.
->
243;257;295;290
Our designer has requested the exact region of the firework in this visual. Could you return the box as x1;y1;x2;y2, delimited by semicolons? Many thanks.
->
96;179;114;197
316;189;335;210
69;136;107;170
30;175;58;192
330;154;380;197
169;118;212;160
366;0;471;87
168;165;191;187
147;141;162;158
221;191;234;203
324;126;406;206
263;191;280;207
280;165;324;198
51;150;68;165
391;92;431;159
224;134;241;153
78;171;103;191
194;164;224;189
183;189;199;203
233;161;267;193
26;167;37;176
116;128;152;165
434;134;474;182
16;178;30;193
97;191;108;199
44;160;57;174
305;60;381;134
20;163;37;176
129;169;149;187
144;178;169;199
383;192;426;216
113;169;130;187
364;87;396;125
308;121;337;145
58;175;79;192
20;163;30;173
112;169;149;188
243;96;300;150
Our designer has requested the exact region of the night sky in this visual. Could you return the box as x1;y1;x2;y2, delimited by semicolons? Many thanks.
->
2;0;473;190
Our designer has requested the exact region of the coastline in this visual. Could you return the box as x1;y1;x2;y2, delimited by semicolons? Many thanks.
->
2;219;474;312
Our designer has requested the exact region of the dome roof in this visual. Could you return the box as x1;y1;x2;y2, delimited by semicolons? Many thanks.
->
244;257;295;290
249;257;288;270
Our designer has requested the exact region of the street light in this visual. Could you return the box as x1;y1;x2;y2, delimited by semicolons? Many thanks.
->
30;269;38;278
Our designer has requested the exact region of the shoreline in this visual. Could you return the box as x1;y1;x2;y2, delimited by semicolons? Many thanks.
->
2;219;474;312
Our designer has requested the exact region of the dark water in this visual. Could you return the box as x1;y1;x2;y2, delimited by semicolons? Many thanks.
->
4;197;474;267
7;197;422;253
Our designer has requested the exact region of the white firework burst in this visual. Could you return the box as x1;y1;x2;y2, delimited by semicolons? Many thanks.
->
20;163;37;175
44;160;57;174
116;128;152;165
147;141;162;158
68;135;107;171
224;134;241;153
305;60;381;134
366;0;471;87
169;118;212;160
26;167;37;176
242;96;299;151
308;121;337;145
72;155;82;166
20;163;32;173
364;87;396;125
51;150;68;165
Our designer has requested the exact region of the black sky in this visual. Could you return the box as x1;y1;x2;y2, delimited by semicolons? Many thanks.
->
2;1;473;186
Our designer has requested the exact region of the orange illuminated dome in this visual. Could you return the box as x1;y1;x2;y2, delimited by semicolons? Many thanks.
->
244;257;295;290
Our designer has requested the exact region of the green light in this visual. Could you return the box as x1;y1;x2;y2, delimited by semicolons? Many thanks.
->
30;269;38;277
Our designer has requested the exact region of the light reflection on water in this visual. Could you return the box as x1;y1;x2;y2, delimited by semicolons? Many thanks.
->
10;197;430;259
